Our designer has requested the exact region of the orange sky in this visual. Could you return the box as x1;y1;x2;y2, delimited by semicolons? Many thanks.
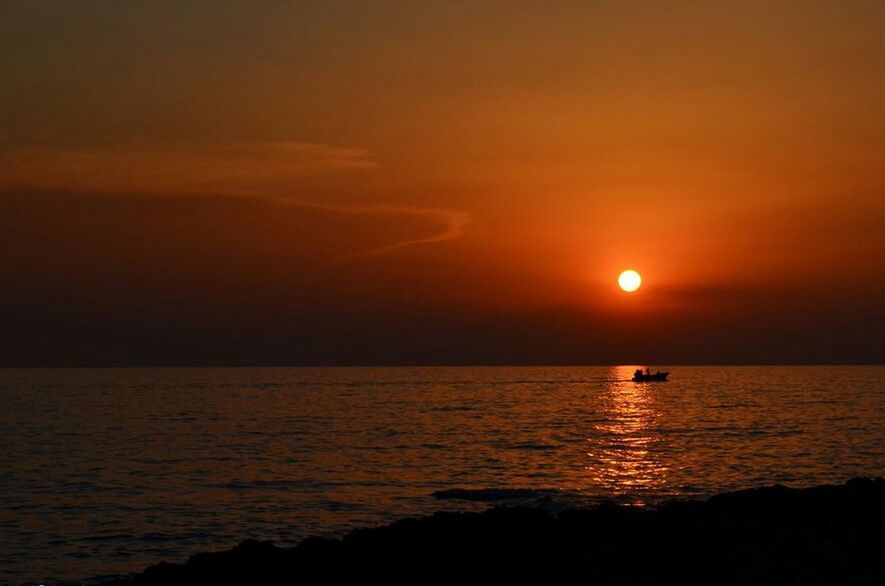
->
1;1;883;364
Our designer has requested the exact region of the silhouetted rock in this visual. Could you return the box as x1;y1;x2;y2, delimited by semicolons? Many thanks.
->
432;487;557;501
88;478;884;585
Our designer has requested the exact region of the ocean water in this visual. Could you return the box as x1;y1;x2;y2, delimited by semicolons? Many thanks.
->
1;366;883;584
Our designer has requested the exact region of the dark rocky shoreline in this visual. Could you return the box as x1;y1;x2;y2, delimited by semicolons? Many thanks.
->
84;478;885;585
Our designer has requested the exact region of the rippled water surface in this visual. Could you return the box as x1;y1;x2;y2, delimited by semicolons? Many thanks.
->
2;366;884;583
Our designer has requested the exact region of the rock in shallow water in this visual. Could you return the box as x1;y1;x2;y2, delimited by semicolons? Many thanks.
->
90;478;884;586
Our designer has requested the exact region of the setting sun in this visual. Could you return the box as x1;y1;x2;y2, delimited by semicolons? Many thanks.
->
618;270;642;292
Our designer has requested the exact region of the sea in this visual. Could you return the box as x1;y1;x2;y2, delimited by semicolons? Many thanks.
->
1;366;883;584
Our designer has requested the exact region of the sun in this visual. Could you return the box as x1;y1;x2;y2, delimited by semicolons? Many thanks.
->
618;269;642;292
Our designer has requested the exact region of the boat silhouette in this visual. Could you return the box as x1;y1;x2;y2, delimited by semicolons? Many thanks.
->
632;369;669;382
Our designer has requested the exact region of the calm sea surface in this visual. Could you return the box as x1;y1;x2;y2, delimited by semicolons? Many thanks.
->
1;366;884;584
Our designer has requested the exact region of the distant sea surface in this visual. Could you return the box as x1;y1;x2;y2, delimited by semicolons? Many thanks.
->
2;366;884;584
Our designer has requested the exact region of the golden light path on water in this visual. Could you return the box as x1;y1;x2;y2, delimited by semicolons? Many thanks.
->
584;366;670;502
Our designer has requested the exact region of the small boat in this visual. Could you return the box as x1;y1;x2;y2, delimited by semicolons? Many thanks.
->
632;370;669;382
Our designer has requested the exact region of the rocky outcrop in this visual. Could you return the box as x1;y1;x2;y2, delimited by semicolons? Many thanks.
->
99;477;884;585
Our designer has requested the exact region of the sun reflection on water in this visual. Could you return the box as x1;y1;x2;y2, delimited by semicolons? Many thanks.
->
585;366;670;503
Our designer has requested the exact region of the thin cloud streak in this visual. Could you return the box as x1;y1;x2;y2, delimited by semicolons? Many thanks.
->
270;197;473;262
0;141;472;259
0;141;377;194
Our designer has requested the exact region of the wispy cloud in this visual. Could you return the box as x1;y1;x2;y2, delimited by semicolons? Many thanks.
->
0;141;471;259
0;140;377;195
270;197;473;262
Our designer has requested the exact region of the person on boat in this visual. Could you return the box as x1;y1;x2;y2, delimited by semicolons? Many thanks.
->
634;369;643;379
645;368;651;376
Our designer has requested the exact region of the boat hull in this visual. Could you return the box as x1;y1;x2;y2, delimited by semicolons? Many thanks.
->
632;372;669;382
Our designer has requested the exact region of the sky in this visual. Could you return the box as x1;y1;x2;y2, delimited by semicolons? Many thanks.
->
1;1;883;365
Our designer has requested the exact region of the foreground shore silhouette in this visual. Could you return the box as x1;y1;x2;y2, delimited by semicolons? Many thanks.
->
90;478;883;586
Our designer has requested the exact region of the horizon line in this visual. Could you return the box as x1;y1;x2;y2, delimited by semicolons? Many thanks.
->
1;362;883;369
